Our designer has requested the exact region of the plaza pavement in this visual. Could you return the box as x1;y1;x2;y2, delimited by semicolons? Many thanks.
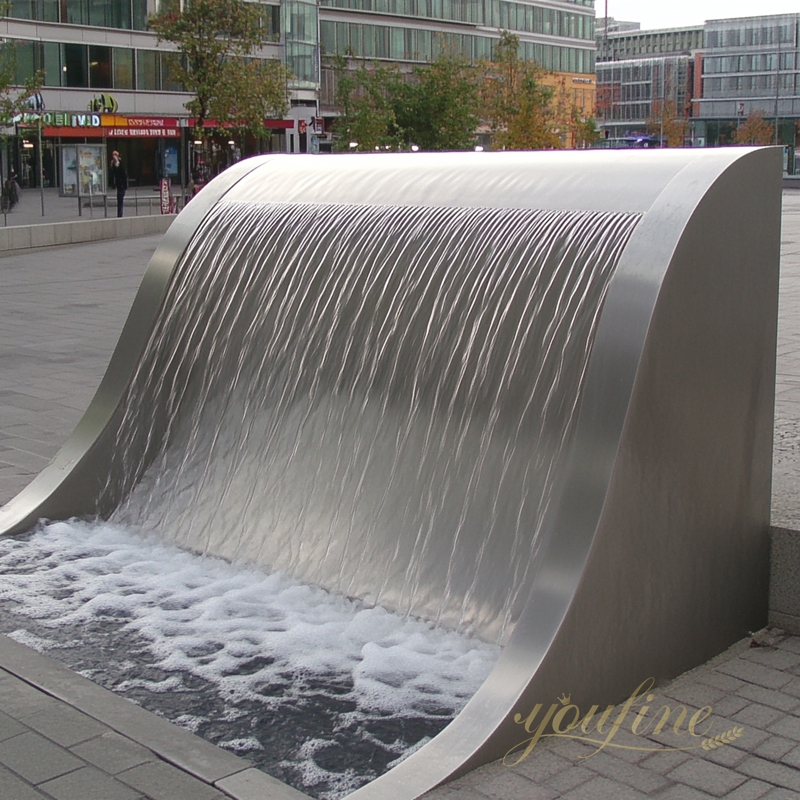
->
0;194;798;799
2;184;176;228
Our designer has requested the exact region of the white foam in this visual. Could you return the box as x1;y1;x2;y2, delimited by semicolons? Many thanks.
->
0;519;500;795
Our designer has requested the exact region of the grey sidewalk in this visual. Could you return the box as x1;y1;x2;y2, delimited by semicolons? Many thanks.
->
2;185;174;229
0;196;799;800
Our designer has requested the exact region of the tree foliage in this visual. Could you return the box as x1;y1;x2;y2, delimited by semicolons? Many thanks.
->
733;110;775;146
646;100;687;147
332;49;481;152
332;31;596;152
570;109;601;149
149;0;290;138
332;58;402;151
480;32;563;150
395;52;481;151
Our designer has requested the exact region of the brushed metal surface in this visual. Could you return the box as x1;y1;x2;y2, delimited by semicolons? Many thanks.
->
0;148;782;798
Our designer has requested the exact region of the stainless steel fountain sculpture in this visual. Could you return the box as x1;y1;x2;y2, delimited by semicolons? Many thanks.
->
0;148;782;798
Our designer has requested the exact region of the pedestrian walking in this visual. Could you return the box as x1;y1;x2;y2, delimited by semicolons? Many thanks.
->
110;150;128;217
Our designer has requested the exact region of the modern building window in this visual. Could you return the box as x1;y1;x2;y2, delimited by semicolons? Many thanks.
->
11;39;36;86
62;42;88;87
137;49;160;91
161;54;183;91
113;48;135;89
8;0;59;21
43;41;60;86
89;44;112;88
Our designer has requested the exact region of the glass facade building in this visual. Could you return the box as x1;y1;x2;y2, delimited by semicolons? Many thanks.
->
694;14;799;148
1;0;597;183
596;56;692;140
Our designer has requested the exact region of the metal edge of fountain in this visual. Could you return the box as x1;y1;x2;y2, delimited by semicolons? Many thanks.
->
345;146;782;798
0;148;782;800
0;155;277;536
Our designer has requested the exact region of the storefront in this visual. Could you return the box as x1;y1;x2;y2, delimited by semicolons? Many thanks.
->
16;111;184;192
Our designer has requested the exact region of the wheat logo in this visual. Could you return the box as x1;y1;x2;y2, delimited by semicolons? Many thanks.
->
702;727;744;750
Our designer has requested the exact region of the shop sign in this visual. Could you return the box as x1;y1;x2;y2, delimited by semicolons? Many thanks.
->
20;112;102;127
89;94;118;113
36;113;180;138
107;127;179;138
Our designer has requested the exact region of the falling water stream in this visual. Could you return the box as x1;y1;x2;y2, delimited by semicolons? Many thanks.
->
0;202;640;797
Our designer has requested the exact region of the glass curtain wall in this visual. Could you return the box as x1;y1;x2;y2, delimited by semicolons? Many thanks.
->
8;0;148;29
284;0;320;86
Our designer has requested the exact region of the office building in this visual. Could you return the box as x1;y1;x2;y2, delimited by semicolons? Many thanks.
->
1;0;597;189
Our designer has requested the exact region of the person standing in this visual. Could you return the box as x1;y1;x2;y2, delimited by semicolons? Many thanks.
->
110;150;128;217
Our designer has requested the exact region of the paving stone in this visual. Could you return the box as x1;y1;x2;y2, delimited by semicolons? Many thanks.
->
779;743;800;768
661;683;728;707
651;785;715;800
666;759;748;797
715;661;793;691
422;785;490;800
738;755;800;789
0;730;83;784
69;731;156;775
722;780;773;800
559;774;648;799
742;649;800;670
696;673;747;693
543;764;595;793
766;715;800;743
0;674;61;718
753;736;798;761
38;765;144;800
639;749;693;775
732;703;786;729
777;639;800;656
700;694;750;718
730;727;773;752
576;726;666;765
0;709;28;742
447;768;552;800
760;789;800;800
0;763;49;799
582;751;670;794
701;741;749;768
508;747;573;783
118;761;230;800
736;684;800;713
24;703;107;747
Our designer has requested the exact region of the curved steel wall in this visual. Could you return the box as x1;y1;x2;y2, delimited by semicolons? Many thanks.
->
0;148;782;798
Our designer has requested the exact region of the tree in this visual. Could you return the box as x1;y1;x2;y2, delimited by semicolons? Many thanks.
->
570;109;601;149
647;100;687;148
733;110;775;146
149;0;290;140
332;49;481;152
480;32;563;151
393;50;481;151
332;57;403;152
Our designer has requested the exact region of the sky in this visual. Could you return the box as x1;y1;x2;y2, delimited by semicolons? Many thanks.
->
600;0;800;31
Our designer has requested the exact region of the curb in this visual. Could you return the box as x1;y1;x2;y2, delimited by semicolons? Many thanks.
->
0;215;177;255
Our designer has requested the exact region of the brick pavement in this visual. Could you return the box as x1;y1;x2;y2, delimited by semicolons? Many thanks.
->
0;194;799;800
